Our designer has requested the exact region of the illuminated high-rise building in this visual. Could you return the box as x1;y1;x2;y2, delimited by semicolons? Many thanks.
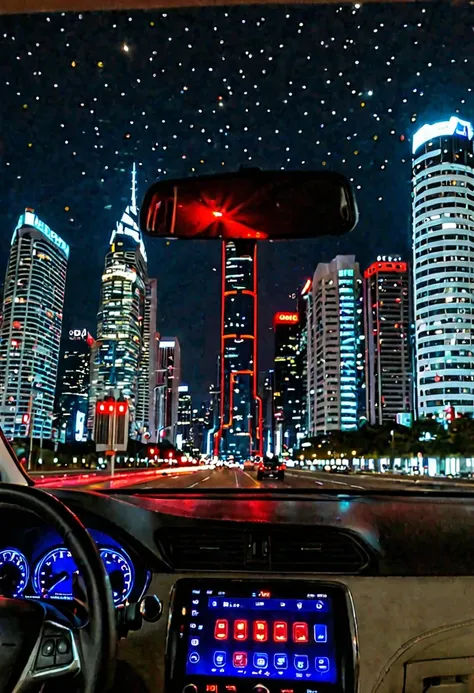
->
273;311;302;455
155;337;181;443
55;328;93;443
89;164;147;437
216;240;262;461
413;116;474;418
363;257;413;425
0;210;69;439
136;278;158;440
307;255;363;436
176;384;192;450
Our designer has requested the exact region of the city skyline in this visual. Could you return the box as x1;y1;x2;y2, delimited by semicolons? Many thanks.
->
2;3;471;395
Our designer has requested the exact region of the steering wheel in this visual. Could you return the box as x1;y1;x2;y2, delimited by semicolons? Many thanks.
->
0;484;117;693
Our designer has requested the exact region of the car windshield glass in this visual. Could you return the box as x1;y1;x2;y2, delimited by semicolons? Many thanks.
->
1;2;474;495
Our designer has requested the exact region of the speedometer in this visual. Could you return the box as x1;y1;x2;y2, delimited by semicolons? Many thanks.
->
33;547;77;600
0;548;29;597
99;547;134;605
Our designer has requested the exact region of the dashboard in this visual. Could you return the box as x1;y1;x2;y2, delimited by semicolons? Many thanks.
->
0;508;150;608
4;488;474;693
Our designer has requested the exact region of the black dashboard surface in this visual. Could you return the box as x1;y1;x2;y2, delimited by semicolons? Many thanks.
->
42;488;474;576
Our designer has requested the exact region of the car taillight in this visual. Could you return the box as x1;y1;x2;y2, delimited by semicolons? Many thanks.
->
278;464;286;470
259;464;264;470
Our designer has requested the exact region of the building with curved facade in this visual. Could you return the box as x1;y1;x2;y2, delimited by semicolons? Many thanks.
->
0;210;69;439
413;116;474;418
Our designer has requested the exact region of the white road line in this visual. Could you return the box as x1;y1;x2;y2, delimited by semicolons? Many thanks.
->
188;474;211;488
286;472;324;486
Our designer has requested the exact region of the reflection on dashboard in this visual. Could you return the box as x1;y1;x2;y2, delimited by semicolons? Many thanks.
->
0;523;148;607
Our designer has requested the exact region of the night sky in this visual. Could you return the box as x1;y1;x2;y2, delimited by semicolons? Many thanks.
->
0;2;472;399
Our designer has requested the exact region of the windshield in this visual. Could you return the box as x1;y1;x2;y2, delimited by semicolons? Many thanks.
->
1;2;474;494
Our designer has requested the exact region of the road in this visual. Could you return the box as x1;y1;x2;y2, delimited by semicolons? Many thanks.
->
63;466;474;492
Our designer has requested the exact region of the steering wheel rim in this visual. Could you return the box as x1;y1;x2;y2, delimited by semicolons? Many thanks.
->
0;483;116;693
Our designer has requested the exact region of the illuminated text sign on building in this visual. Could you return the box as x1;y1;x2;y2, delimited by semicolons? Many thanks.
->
14;211;70;259
69;329;88;340
274;312;299;325
413;116;474;154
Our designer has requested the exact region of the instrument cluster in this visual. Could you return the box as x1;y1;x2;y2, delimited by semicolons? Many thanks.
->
0;526;149;607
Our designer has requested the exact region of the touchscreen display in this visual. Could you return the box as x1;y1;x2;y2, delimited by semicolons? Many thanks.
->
184;586;338;684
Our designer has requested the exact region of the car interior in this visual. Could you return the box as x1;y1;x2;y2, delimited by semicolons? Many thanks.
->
1;1;473;693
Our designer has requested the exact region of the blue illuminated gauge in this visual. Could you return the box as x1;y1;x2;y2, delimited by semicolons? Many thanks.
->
33;548;77;600
99;547;134;605
0;548;29;598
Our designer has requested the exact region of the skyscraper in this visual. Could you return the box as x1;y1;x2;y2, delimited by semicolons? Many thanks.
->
412;116;474;418
273;311;303;455
135;278;158;440
307;255;363;436
155;337;181;443
55;328;93;443
363;257;413;425
217;240;262;461
0;210;69;439
176;384;192;450
297;278;312;439
89;165;148;437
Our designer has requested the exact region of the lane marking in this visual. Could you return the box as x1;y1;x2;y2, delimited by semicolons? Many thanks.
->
189;474;211;488
243;471;260;486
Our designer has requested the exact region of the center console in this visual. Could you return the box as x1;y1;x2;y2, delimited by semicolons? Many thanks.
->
165;580;357;693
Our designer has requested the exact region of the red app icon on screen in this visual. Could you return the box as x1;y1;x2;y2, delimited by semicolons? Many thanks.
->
233;652;248;668
253;621;268;642
293;622;309;643
234;620;248;641
274;621;288;643
214;619;229;640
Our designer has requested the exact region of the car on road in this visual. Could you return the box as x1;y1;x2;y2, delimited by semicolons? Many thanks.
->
257;457;286;481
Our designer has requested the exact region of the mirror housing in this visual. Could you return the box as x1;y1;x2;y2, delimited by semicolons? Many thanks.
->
140;169;358;241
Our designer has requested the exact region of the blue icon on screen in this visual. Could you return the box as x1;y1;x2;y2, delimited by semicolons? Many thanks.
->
294;655;309;671
253;653;268;669
189;652;200;664
315;657;330;673
274;654;288;670
314;625;327;643
214;652;226;667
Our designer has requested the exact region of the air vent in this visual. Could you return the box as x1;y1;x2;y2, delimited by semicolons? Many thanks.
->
159;528;249;570
158;526;370;574
269;528;369;573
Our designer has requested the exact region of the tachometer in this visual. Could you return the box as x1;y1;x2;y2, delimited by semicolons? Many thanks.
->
0;548;29;597
99;547;134;605
33;547;77;600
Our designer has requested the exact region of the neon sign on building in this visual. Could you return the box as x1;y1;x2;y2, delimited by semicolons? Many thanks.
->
412;116;474;154
13;211;70;258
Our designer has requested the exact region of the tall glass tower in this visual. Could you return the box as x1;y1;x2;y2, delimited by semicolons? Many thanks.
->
307;255;363;436
412;116;474;418
0;210;69;439
89;164;148;437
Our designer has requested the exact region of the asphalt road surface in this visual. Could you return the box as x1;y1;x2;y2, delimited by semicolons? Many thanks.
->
76;466;474;492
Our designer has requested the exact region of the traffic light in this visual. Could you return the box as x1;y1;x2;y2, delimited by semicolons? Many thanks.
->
148;447;157;458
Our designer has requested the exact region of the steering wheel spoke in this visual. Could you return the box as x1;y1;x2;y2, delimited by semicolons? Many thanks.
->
19;617;81;690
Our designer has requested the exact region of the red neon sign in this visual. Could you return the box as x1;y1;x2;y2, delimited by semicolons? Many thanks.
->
364;261;408;278
274;312;299;326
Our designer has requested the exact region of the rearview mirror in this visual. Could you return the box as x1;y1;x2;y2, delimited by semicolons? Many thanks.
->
140;169;358;241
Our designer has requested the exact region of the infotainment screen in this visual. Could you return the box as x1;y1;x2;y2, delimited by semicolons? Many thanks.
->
166;579;355;693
